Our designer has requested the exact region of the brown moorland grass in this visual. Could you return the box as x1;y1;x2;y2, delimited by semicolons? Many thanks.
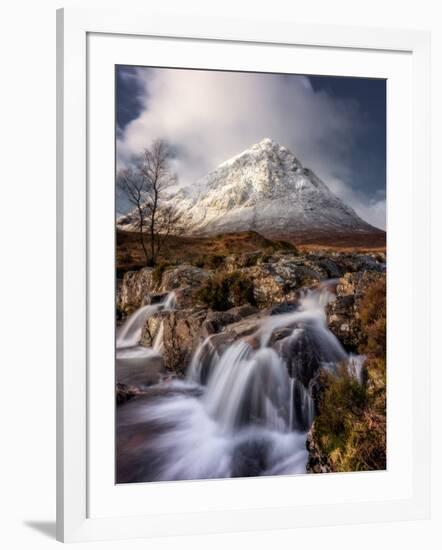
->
312;276;387;472
116;229;297;274
116;228;386;275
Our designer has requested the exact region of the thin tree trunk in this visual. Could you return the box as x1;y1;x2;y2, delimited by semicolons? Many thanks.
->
150;187;159;265
137;204;149;265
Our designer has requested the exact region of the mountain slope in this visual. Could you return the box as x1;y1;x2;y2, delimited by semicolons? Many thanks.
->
118;138;385;245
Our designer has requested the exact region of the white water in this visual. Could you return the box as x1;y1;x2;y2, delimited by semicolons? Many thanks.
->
116;292;176;365
117;292;176;349
152;322;165;354
117;284;365;483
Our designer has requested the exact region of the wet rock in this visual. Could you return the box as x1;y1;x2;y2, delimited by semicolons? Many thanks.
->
267;302;298;315
268;327;293;344
145;286;200;309
170;287;195;309
140;304;260;374
201;304;259;337
116;383;145;405
335;254;385;275
314;257;344;278
274;329;322;387
223;314;264;340
326;271;385;350
190;331;238;384
151;309;208;376
116;352;165;386
232;438;270;477
148;292;169;304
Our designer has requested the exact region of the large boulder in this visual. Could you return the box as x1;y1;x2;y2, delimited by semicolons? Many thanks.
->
196;302;300;358
117;265;210;314
239;259;326;307
274;329;322;387
326;271;385;350
118;268;154;312
140;304;260;375
159;264;209;292
200;304;259;338
314;257;344;278
140;309;207;376
332;253;386;275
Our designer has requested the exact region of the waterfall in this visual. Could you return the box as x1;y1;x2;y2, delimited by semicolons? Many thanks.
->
348;354;366;383
116;292;176;384
204;343;289;432
116;304;159;349
186;336;220;385
297;378;315;429
289;377;295;431
152;322;165;354
116;292;176;349
117;284;365;483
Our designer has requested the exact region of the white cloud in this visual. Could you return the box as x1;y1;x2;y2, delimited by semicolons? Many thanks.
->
117;68;386;229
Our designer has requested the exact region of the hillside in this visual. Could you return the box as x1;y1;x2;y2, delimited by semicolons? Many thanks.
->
117;228;385;275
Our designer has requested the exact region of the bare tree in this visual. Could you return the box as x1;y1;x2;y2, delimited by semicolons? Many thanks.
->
117;139;181;266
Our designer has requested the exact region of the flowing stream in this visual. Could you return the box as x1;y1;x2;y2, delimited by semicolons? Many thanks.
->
116;282;363;483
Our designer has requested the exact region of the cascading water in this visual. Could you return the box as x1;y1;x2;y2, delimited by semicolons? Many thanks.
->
204;343;290;432
117;283;365;483
116;292;176;374
117;304;159;349
117;292;176;349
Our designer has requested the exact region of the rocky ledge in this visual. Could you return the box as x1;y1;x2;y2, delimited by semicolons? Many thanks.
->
116;251;385;377
325;271;385;350
117;251;385;314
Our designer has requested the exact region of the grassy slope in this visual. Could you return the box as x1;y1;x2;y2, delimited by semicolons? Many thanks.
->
117;229;295;273
117;228;386;274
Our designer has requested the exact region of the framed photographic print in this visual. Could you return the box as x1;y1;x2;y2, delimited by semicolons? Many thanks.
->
57;7;431;542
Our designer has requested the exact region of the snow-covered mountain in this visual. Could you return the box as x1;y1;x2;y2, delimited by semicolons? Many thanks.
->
118;138;383;242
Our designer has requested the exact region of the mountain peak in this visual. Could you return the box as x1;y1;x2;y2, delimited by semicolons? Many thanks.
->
177;139;378;237
119;140;383;242
218;138;301;174
256;137;279;149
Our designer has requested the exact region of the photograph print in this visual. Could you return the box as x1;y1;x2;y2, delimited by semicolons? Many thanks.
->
115;66;387;483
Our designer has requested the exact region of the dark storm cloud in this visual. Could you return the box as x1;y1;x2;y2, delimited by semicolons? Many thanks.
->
116;66;148;131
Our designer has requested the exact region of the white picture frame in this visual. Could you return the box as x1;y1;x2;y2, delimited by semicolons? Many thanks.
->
56;7;431;543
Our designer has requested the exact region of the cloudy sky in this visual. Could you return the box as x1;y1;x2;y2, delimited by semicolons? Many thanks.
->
116;66;386;230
